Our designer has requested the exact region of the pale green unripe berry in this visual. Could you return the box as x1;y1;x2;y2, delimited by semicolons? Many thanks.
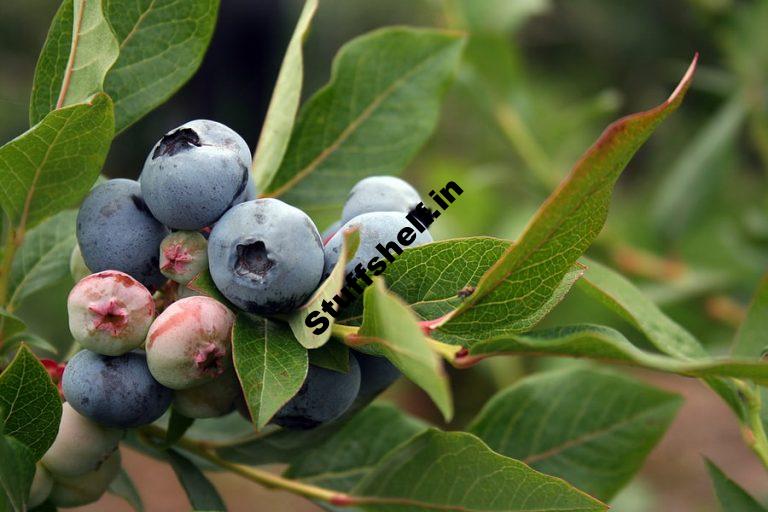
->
41;403;123;477
49;450;121;507
28;462;53;508
69;244;91;283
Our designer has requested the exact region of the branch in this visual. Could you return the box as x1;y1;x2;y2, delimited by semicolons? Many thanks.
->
734;379;768;471
138;425;356;506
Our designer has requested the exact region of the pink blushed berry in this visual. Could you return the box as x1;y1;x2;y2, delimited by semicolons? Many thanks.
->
88;299;128;336
145;296;234;389
159;231;208;285
68;271;155;356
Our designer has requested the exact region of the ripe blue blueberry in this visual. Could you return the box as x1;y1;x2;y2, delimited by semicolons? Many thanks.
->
140;120;253;230
352;351;401;407
77;179;169;288
41;402;123;478
323;211;433;278
62;350;173;428
273;354;361;430
208;199;324;314
341;176;422;224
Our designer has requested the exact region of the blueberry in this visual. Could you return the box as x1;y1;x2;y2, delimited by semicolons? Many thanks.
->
172;368;241;418
273;354;361;430
62;350;173;428
140;120;253;230
146;296;234;390
323;211;433;278
77;179;169;288
159;231;209;285
67;271;155;356
48;450;121;508
341;176;422;224
208;199;324;314
41;402;122;477
352;352;401;407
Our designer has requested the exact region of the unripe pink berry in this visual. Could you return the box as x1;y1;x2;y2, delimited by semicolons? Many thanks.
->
145;296;234;389
67;271;155;356
159;231;208;285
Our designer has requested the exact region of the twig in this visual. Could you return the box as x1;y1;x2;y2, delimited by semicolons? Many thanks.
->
138;425;356;506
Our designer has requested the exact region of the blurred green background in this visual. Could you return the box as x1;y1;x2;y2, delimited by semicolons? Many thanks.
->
2;0;768;510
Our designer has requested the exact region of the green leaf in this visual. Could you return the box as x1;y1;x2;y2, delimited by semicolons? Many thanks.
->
468;324;768;384
253;0;318;191
576;258;744;418
577;257;707;359
31;0;219;133
454;0;551;35
352;429;607;511
706;458;768;512
29;0;119;123
167;449;226;512
356;278;452;421
0;310;26;344
0;345;62;459
108;468;145;512
651;94;747;240
435;57;697;343
186;268;231;306
308;340;350;373
0;425;36;512
339;237;509;325
164;409;195;448
1;333;58;358
8;210;77;310
214;420;349;466
0;94;114;233
468;367;681;501
264;28;466;220
285;403;427;491
232;312;308;429
103;0;220;132
29;0;74;126
731;272;768;357
289;227;359;348
339;238;583;344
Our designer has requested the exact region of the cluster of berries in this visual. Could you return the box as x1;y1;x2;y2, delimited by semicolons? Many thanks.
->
34;120;429;507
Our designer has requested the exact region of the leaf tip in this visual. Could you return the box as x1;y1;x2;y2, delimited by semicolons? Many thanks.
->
667;53;698;103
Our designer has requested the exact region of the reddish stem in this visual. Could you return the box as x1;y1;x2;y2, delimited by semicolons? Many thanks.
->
418;313;451;335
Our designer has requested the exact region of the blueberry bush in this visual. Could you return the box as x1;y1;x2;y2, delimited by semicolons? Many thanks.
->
1;1;768;511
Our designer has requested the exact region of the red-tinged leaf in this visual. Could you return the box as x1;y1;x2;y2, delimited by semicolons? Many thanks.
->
432;55;698;344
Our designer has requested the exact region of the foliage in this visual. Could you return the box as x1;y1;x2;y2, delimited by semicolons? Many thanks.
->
1;0;768;511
